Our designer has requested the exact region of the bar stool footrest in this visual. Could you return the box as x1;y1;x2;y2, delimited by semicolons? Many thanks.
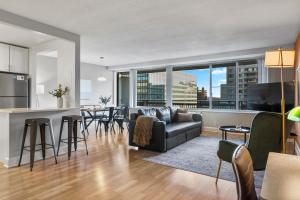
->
23;144;55;151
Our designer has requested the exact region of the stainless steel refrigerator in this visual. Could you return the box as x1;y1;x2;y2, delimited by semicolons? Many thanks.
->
0;72;29;108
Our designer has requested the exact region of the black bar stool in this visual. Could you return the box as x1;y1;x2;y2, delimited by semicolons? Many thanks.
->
18;118;57;171
57;115;88;160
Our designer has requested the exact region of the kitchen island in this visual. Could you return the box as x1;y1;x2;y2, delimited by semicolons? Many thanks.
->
0;107;80;167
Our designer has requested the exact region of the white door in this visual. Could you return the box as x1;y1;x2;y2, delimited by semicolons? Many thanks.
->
0;43;9;72
9;46;29;74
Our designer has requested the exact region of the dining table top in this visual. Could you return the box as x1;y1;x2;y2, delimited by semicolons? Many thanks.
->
260;152;300;200
80;106;120;112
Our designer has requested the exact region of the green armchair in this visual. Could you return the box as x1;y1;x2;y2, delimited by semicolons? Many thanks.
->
216;111;288;184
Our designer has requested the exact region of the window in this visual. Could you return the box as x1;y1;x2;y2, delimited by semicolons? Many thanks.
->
172;67;209;109
238;60;258;109
80;79;92;105
117;72;130;106
137;70;166;106
212;63;236;109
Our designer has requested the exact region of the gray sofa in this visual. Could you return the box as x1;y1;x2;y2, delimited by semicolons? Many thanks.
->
129;107;202;152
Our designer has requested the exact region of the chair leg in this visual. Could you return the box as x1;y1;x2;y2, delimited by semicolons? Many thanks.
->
84;119;89;136
215;159;222;184
104;122;109;134
67;120;73;160
29;121;37;171
111;121;116;134
82;127;89;155
57;119;64;156
40;124;46;160
96;120;100;137
18;124;28;167
48;122;57;164
73;121;78;151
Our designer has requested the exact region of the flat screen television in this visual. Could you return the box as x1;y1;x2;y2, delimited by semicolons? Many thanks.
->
247;82;294;113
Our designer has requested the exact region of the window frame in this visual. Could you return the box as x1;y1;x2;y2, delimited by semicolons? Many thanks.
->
169;58;262;111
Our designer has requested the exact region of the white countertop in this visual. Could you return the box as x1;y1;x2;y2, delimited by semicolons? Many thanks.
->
0;107;79;114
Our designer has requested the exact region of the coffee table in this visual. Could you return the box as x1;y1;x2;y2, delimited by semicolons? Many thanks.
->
219;125;250;143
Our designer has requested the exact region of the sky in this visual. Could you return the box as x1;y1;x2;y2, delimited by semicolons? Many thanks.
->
184;67;227;97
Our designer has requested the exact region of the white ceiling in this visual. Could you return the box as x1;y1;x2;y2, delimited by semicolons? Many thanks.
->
0;0;299;68
0;21;55;47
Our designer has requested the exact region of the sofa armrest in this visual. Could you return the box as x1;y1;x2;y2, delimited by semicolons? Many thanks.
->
192;113;202;122
217;140;239;163
128;119;167;152
151;121;167;152
130;113;139;120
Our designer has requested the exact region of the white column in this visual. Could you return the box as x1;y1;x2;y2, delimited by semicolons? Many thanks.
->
112;71;117;106
166;66;173;106
235;62;239;110
74;38;80;107
259;57;268;83
129;69;137;108
209;64;213;109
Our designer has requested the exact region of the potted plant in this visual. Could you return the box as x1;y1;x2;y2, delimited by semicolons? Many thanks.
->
99;95;111;107
49;84;69;108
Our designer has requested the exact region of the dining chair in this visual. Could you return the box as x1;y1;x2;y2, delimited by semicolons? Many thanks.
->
80;110;92;135
113;105;129;133
232;145;258;200
96;107;115;135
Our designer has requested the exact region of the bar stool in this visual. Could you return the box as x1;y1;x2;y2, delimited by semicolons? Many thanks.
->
57;115;88;160
18;118;57;171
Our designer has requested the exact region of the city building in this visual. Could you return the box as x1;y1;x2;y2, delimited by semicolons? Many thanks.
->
172;71;197;107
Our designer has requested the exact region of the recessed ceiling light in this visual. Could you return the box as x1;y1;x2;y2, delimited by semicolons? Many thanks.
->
97;77;107;82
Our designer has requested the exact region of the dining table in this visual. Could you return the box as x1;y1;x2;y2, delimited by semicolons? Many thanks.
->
80;106;121;130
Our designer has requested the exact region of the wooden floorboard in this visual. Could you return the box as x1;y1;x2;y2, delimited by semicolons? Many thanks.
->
0;128;236;200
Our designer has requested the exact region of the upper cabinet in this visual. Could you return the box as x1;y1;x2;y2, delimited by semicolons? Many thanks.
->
0;43;10;72
9;46;29;74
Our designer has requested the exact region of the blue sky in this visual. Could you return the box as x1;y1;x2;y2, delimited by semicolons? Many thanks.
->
184;68;227;97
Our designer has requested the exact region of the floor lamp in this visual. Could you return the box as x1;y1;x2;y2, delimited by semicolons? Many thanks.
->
264;48;295;153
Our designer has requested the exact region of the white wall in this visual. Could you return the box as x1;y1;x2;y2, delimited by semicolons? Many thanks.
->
196;110;257;132
36;55;57;107
80;62;114;105
30;39;76;108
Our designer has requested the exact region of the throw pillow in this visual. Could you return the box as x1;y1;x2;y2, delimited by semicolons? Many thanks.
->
177;113;193;122
156;107;171;124
173;108;188;122
138;108;156;117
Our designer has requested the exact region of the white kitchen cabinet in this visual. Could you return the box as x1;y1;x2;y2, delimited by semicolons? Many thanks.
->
0;43;10;72
9;46;29;74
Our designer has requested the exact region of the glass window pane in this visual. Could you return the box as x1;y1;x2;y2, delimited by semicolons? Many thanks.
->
80;79;92;105
137;71;166;106
212;63;236;109
172;67;209;109
238;60;258;110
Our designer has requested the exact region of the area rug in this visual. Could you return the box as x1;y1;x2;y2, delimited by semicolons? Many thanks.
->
143;135;264;187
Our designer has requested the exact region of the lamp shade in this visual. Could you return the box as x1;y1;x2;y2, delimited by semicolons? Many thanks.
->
265;49;295;68
288;106;300;122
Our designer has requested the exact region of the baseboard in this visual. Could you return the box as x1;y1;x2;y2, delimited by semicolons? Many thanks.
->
203;126;219;133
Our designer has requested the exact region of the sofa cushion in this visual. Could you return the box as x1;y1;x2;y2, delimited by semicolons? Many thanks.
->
165;122;201;138
168;106;179;122
177;113;193;122
138;108;156;117
156;107;171;124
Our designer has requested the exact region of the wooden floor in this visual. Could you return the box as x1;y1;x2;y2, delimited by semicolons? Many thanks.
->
0;127;236;200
